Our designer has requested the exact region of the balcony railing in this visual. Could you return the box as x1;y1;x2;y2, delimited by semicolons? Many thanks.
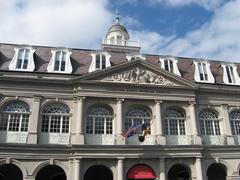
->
202;135;227;145
38;133;70;145
102;39;140;47
165;135;194;145
127;135;156;145
85;134;115;145
0;131;28;143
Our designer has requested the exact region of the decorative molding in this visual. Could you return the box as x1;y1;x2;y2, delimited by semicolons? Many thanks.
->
101;67;177;86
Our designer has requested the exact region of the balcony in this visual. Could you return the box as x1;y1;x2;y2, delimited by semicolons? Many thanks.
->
85;134;115;145
127;135;156;145
202;135;227;145
0;131;28;143
102;39;140;47
38;133;70;145
165;135;194;145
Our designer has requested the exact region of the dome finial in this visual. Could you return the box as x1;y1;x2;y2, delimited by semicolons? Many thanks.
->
115;9;120;24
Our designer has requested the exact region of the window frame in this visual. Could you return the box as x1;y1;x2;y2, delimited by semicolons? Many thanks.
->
89;52;111;72
230;110;240;135
160;57;181;76
193;61;215;83
222;64;240;85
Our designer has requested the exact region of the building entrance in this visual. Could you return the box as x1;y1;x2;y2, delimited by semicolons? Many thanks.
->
207;163;226;180
0;164;23;180
35;165;66;180
127;164;156;180
168;164;190;180
84;165;113;180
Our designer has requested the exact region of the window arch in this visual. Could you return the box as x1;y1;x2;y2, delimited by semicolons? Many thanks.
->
0;101;30;132
41;103;70;133
125;107;151;133
230;109;240;135
164;108;186;135
86;105;113;134
199;109;221;135
54;51;66;72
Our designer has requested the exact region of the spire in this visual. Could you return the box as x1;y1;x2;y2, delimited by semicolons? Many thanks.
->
115;9;120;24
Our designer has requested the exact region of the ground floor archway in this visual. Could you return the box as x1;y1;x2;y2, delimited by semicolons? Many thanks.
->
0;164;23;180
35;165;66;180
207;163;226;180
168;164;190;180
127;164;156;180
84;165;113;180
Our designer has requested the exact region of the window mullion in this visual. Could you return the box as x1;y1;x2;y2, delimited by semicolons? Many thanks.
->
7;114;11;131
212;121;216;135
19;114;23;132
48;116;52;133
60;116;63;133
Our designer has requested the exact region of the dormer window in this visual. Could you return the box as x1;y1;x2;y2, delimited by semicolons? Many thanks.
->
160;57;181;76
89;52;111;72
193;61;214;83
96;54;106;69
222;64;240;85
47;49;72;73
54;51;66;71
9;47;35;71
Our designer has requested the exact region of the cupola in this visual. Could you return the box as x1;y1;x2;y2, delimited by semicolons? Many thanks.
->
102;10;140;53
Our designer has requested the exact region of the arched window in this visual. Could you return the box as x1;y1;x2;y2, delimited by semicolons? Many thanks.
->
0;101;30;132
230;110;240;135
54;51;66;72
16;49;30;70
164;108;186;135
199;109;220;135
86;106;113;134
41;103;70;133
125;107;151;132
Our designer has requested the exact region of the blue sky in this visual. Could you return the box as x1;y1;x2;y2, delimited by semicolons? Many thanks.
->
0;0;239;62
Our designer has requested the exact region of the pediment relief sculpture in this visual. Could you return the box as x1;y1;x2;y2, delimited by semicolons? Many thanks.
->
101;67;178;86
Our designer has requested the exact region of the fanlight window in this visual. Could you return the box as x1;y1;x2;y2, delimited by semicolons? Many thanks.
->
125;107;151;133
86;106;113;134
230;110;240;135
199;109;220;135
54;51;66;72
164;108;185;135
16;49;30;70
41;103;70;133
0;101;30;132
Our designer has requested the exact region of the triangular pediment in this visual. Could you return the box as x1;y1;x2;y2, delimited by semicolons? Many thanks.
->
75;59;198;89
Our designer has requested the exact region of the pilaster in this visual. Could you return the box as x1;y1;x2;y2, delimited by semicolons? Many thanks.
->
189;101;202;145
117;158;124;180
221;104;234;145
159;158;166;180
195;158;203;180
71;97;85;144
116;99;125;145
68;158;81;180
27;96;41;144
155;100;166;145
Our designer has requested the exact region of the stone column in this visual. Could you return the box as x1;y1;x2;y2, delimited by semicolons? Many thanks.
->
189;101;202;144
27;96;41;144
195;158;203;180
68;158;81;180
155;100;166;145
159;158;166;180
221;104;234;145
71;97;85;144
116;99;125;145
118;158;124;180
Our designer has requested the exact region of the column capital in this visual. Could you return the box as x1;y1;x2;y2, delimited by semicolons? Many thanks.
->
221;104;228;109
74;96;85;102
117;157;125;160
33;96;42;102
189;101;196;105
116;98;124;103
155;100;163;104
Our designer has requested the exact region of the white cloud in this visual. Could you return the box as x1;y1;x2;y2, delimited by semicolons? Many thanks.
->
0;0;112;49
148;0;226;10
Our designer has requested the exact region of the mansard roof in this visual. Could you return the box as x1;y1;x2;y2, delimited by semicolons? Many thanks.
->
0;42;239;85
